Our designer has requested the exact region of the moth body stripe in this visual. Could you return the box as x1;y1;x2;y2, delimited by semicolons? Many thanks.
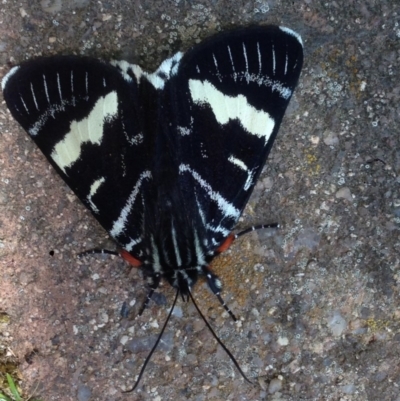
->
189;79;275;142
51;91;118;173
194;229;206;266
171;223;182;267
151;236;162;273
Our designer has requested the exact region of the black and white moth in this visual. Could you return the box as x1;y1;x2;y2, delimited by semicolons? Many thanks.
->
2;25;303;389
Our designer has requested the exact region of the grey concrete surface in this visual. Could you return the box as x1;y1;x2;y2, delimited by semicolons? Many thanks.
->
0;1;399;400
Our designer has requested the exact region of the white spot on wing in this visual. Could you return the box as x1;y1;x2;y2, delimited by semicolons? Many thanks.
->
57;73;63;102
272;44;276;75
87;177;105;213
179;163;240;219
1;66;20;91
85;72;89;96
284;50;288;75
70;71;76;107
257;42;262;75
212;53;222;82
125;237;142;252
70;70;74;94
128;132;144;145
111;60;135;82
30;82;39;111
227;45;237;82
43;74;51;105
178;126;191;136
19;94;29;114
51;91;118;174
112;52;183;90
228;155;248;172
207;224;230;237
146;52;183;89
110;170;152;238
195;196;230;246
189;79;275;143
242;42;249;82
279;26;303;46
228;156;256;190
29;101;68;136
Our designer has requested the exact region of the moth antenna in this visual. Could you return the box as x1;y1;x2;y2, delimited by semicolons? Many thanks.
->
123;289;179;393
234;223;279;239
187;289;253;385
77;248;119;258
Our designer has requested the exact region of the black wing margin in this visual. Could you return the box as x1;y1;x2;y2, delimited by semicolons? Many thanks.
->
169;25;303;242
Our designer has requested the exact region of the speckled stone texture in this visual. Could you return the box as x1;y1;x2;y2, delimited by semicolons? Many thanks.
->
0;1;399;400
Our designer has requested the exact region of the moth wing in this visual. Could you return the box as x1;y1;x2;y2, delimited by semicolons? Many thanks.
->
169;26;303;243
2;56;154;251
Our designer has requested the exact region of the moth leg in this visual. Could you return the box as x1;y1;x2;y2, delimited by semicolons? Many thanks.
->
138;274;161;316
77;248;119;258
203;267;237;321
216;224;279;255
234;223;279;239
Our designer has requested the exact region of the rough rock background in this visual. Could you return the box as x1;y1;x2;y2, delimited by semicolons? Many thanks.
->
0;1;399;400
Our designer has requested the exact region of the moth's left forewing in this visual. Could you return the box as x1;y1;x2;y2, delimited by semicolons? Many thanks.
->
169;26;303;243
1;56;155;253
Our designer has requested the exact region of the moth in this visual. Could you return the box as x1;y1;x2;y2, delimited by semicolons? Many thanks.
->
2;25;303;389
